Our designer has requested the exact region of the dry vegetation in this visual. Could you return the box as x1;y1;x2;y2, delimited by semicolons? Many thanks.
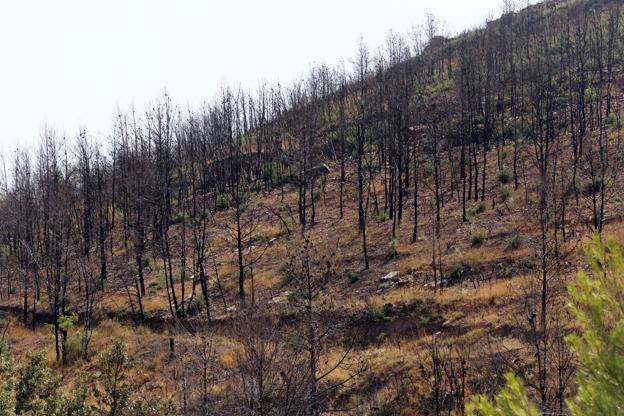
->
1;0;624;414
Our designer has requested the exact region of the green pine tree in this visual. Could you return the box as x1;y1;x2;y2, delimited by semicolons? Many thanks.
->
467;234;624;415
466;372;539;416
566;235;624;415
95;341;131;416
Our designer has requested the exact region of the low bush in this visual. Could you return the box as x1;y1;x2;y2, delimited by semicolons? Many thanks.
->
500;185;512;202
448;263;465;280
582;178;603;196
377;212;390;222
507;234;522;250
388;237;398;258
280;260;296;286
187;296;204;315
366;303;391;323
169;213;184;225
346;269;361;284
467;202;486;218
497;169;511;184
471;230;488;246
606;112;619;128
216;194;230;211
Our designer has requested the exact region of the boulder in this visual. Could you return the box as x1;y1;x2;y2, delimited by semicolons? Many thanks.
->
269;291;291;305
380;271;400;282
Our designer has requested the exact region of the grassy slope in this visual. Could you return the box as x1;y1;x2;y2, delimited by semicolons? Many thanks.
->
2;1;624;413
2;134;624;413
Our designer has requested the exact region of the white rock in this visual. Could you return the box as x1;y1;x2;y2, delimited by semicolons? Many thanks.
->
380;271;400;282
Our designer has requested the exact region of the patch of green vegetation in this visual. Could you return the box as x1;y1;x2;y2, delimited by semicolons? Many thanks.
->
497;169;511;184
366;303;392;323
471;230;488;247
346;269;361;284
243;265;253;279
372;406;393;416
313;188;323;202
388;237;398;259
467;202;486;218
280;260;296;286
141;255;150;269
149;272;166;290
187;296;204;315
516;257;535;270
145;359;158;372
606;113;619;128
62;333;83;365
169;213;184;225
565;180;578;196
216;194;231;211
423;76;455;101
448;262;466;280
286;288;306;303
582;178;603;196
419;312;444;327
506;234;522;251
422;161;435;177
377;212;390;222
499;185;512;202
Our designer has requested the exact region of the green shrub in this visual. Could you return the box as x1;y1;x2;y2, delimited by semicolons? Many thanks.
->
373;406;393;416
62;334;83;365
582;178;603;196
507;234;522;250
15;352;63;415
366;303;391;323
187;296;204;315
565;180;578;196
141;256;150;269
606;112;618;128
62;374;93;416
471;230;488;246
449;263;465;280
377;212;390;222
280;260;296;285
388;237;398;258
467;372;538;415
499;185;512;202
286;288;305;303
0;338;9;357
169;213;184;225
216;194;230;211
346;269;361;284
148;279;163;290
497;169;511;184
313;189;323;202
467;202;486;218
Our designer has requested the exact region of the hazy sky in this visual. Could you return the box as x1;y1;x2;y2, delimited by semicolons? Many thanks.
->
0;0;519;154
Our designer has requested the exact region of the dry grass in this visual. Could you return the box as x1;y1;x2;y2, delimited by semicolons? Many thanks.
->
1;138;623;412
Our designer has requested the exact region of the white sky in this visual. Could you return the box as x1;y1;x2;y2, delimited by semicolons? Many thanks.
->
0;0;520;155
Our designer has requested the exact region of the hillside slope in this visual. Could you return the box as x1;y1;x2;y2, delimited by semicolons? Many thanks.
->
1;0;624;415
